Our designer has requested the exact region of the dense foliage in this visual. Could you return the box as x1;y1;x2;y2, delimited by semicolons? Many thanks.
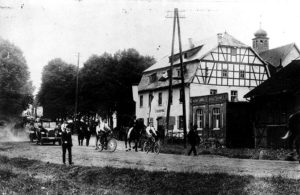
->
80;49;155;122
0;38;33;119
37;49;155;123
37;58;77;120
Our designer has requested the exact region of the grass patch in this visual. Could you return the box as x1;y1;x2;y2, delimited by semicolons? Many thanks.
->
160;143;293;161
0;155;299;194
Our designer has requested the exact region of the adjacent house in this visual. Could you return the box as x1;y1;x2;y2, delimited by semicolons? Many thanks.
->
135;32;270;146
252;28;300;75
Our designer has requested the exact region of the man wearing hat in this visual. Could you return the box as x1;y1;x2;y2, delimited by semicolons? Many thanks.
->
61;125;73;165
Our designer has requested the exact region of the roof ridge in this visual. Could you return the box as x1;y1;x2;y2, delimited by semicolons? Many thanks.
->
265;42;295;53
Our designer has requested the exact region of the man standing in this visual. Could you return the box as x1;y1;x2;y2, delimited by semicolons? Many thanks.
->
85;122;91;147
62;126;73;165
95;120;101;150
188;124;200;156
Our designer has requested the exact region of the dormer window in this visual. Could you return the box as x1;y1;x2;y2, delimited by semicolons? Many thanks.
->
184;53;188;59
149;73;157;83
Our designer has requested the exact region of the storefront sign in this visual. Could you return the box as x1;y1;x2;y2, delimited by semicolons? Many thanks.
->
191;93;228;105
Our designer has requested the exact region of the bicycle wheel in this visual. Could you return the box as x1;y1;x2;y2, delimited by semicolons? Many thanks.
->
107;138;117;152
143;141;151;153
154;142;160;154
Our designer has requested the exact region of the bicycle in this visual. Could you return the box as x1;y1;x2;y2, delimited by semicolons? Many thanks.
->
143;137;160;154
98;132;117;152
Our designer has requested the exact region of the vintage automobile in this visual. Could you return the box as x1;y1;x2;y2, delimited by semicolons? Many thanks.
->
36;120;62;145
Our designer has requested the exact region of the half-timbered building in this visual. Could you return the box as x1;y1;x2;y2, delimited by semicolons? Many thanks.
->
135;32;270;146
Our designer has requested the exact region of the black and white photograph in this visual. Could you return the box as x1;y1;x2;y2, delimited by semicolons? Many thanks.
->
0;0;300;194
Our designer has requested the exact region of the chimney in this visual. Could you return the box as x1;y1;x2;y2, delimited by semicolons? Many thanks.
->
188;38;194;49
217;33;223;44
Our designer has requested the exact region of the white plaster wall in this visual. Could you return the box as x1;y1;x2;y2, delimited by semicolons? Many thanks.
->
190;83;253;101
136;87;190;133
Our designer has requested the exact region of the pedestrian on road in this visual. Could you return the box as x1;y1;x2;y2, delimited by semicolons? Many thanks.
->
77;120;85;146
85;124;91;146
188;124;200;156
62;126;73;165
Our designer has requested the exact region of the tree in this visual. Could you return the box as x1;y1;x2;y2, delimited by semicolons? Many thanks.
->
37;58;77;120
113;49;155;125
79;49;155;125
0;38;33;120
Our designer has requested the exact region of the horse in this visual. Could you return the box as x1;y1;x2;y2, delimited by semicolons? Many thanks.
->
282;111;300;163
126;119;146;152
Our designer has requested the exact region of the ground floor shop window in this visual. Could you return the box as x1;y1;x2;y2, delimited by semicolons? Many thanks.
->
212;108;221;130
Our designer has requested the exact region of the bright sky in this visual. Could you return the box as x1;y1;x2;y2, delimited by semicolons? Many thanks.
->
1;0;300;94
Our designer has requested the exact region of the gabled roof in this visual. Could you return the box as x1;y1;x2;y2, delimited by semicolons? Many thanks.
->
244;60;300;98
259;43;299;68
144;32;249;73
139;32;260;92
138;63;197;92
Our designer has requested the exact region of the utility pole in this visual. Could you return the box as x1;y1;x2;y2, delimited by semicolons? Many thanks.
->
166;9;176;141
176;10;187;148
166;8;187;148
74;52;80;123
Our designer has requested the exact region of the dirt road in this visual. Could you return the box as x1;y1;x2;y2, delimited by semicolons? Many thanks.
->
0;136;299;179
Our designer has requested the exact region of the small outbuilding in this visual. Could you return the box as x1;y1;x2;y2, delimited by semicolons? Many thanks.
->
244;60;300;148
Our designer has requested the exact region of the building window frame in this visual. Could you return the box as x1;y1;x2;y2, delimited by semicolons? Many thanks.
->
212;107;221;130
177;69;181;77
222;69;228;77
179;89;184;103
210;89;217;95
195;109;204;130
239;70;245;79
178;115;184;129
231;90;238;102
148;93;153;107
158;92;162;106
149;73;157;83
139;95;143;107
231;48;237;56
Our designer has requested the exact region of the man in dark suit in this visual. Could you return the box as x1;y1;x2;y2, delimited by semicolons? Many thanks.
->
62;126;73;165
188;124;200;156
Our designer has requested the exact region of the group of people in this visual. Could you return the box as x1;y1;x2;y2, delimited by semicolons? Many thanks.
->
36;116;200;165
